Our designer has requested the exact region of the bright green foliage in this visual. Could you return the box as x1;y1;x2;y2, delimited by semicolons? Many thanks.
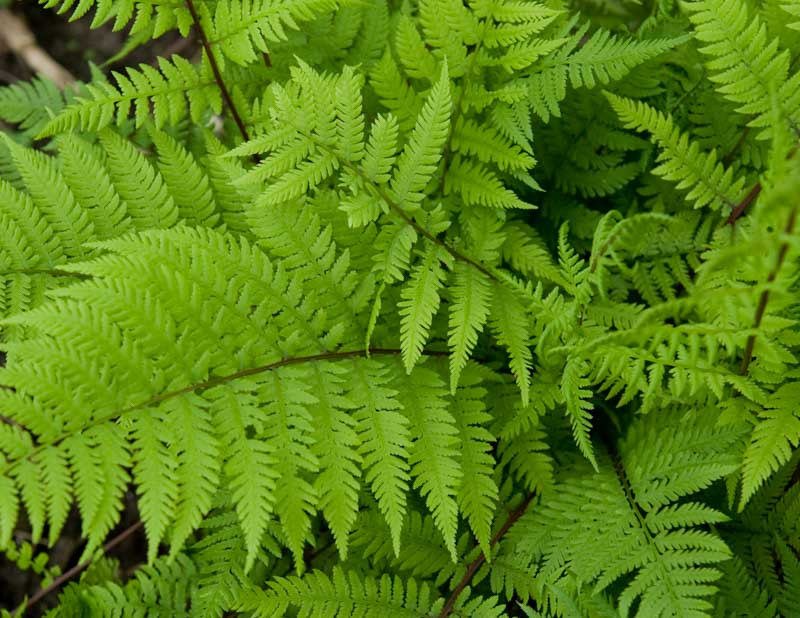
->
0;76;69;140
606;94;747;212
0;0;799;615
40;55;224;136
504;410;741;617
684;0;800;138
740;382;800;506
236;566;445;616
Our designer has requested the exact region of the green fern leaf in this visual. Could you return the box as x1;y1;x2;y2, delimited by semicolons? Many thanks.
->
448;263;492;392
0;75;68;139
209;0;341;65
684;0;800;137
399;243;448;373
40;55;222;136
741;382;800;508
0;473;18;548
561;357;597;470
262;367;320;572
56;134;131;240
528;22;684;121
445;156;532;209
350;358;410;556
210;385;278;573
98;130;179;229
390;63;452;212
489;282;532;404
453;364;498;556
396;364;462;560
149;128;219;227
167;396;220;557
133;407;180;563
309;362;361;560
361;113;400;186
606;93;746;211
3;137;94;258
66;424;130;558
237;566;442;616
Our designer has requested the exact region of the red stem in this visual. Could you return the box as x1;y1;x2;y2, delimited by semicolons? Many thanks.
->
185;0;250;142
725;182;762;226
739;207;798;374
15;521;144;616
438;493;535;617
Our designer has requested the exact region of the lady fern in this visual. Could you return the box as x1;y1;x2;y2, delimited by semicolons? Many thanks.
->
0;0;799;615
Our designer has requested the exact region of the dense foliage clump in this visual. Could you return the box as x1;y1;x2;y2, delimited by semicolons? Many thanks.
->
0;0;799;615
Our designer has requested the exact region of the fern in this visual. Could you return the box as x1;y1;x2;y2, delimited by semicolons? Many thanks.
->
606;93;747;212
526;19;686;122
236;566;444;617
740;381;800;507
1;0;800;614
0;76;70;141
39;55;224;136
507;410;740;617
684;0;800;138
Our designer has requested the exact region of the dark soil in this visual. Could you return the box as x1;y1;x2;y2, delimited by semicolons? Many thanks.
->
0;3;188;613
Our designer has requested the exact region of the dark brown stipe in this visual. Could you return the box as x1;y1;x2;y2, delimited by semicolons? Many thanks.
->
185;0;250;143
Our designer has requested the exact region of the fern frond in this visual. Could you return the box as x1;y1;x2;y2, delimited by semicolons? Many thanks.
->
453;364;498;555
489;281;532;404
236;566;443;617
445;156;532;209
0;76;68;139
390;63;452;213
132;404;181;562
56;134;131;239
451;117;536;174
361;113;400;186
148;129;219;227
0;227;366;572
395;364;462;560
40;55;222;136
53;554;196;616
209;386;277;572
7;1;800;614
350;358;410;555
351;507;469;586
501;221;562;285
208;0;341;65
256;366;319;571
781;0;800;30
309;361;361;560
606;93;747;211
560;357;597;470
3;137;94;259
510;410;736;618
66;425;131;557
399;243;448;373
97;130;179;229
528;22;684;121
684;0;800;137
448;263;492;392
740;382;800;508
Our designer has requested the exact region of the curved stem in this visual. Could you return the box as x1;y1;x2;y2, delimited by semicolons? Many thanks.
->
740;207;798;374
725;181;762;226
438;493;535;618
15;521;144;616
185;0;250;142
0;268;91;280
726;146;798;226
0;348;446;478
